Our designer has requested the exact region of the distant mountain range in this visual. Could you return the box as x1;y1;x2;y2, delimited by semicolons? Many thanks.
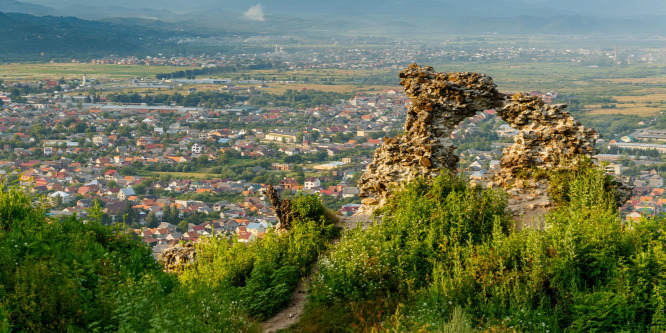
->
9;0;666;19
1;0;666;61
0;11;198;61
3;0;666;36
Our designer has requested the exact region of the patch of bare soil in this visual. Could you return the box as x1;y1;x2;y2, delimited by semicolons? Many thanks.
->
261;209;376;333
261;279;308;333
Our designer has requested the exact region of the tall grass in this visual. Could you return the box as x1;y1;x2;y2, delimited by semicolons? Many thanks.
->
300;167;666;332
6;165;665;332
2;181;338;331
179;193;339;320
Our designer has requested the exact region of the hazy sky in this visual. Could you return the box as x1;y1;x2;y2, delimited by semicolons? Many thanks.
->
3;0;665;47
14;0;666;18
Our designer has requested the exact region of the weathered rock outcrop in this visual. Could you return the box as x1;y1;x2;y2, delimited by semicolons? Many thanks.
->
357;64;504;204
358;63;632;212
159;242;196;273
611;175;634;207
264;185;293;233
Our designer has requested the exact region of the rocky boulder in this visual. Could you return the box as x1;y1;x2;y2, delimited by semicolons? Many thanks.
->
158;242;196;273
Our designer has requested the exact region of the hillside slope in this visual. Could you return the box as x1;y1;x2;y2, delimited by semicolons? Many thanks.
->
1;162;664;332
288;169;666;332
0;12;189;61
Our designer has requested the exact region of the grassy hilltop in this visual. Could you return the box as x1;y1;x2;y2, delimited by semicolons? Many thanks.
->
2;165;666;332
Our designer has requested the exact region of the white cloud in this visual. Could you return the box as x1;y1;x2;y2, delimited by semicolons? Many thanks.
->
243;4;265;21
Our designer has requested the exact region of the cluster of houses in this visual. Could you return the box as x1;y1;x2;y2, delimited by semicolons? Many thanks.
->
136;210;274;258
8;68;666;255
1;150;365;256
623;170;666;222
0;88;411;163
84;44;654;73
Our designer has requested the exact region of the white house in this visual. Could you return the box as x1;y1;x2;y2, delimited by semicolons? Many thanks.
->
192;143;202;155
49;191;72;203
303;177;321;190
118;187;136;200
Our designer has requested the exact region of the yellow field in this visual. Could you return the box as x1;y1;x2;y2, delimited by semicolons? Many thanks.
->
587;106;660;116
584;92;666;116
614;94;666;103
596;77;666;84
0;63;185;80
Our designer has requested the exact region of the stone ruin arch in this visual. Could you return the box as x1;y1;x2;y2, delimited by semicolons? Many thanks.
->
358;63;623;209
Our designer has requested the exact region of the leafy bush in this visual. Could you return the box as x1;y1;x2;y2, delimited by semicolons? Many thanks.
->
0;181;165;331
11;162;666;332
0;181;261;332
300;168;666;332
309;173;509;305
547;158;619;210
179;193;339;320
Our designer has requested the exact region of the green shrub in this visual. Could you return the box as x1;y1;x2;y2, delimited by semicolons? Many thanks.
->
570;291;634;332
301;167;666;332
0;182;261;332
0;305;8;333
241;264;299;318
291;193;326;220
309;172;509;305
179;193;338;320
0;179;45;234
548;158;618;211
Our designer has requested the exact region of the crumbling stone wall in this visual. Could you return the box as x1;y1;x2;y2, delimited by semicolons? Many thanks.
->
357;64;504;204
493;93;600;186
359;63;624;207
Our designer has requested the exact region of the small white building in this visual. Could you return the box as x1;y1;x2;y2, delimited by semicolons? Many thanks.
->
118;187;136;200
49;191;72;203
303;177;321;190
192;143;202;155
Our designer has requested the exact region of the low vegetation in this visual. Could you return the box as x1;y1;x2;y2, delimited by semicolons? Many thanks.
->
0;178;336;332
178;193;339;320
293;168;666;332
3;165;666;332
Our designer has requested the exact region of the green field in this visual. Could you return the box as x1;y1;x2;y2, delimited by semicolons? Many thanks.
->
4;60;666;116
0;63;184;80
432;62;666;94
429;62;666;115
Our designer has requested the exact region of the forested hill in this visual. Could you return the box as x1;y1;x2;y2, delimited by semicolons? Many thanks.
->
0;12;189;61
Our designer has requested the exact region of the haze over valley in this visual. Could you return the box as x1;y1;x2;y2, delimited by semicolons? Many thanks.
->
3;1;666;332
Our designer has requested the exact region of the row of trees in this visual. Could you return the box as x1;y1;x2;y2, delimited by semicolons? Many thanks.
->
248;89;352;108
154;60;282;80
105;89;352;109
